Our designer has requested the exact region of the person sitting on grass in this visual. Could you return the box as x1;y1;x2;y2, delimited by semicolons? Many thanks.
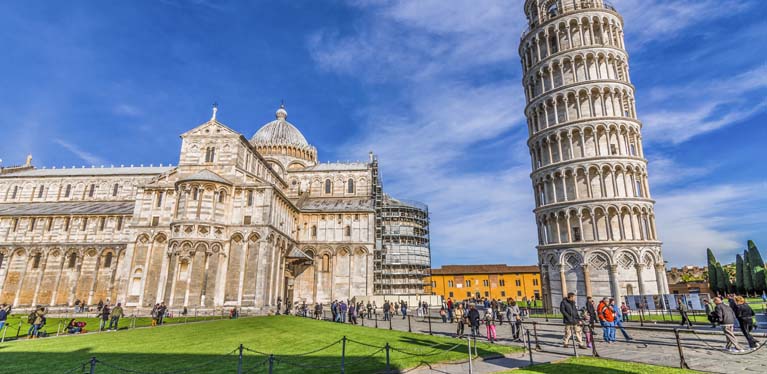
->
66;319;87;334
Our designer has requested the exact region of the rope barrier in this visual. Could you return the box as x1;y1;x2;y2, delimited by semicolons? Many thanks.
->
242;356;271;374
92;348;238;374
61;362;88;374
688;329;767;355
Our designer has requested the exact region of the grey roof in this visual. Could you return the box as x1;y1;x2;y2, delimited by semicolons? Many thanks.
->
250;106;311;148
299;162;369;172
0;201;136;216
177;169;231;185
0;166;172;178
297;198;374;212
287;246;313;260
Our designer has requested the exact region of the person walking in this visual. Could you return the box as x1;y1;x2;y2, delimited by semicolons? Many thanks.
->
109;303;124;331
446;298;454;322
151;303;159;327
455;304;465;338
401;301;407;319
366;302;373;320
0;304;9;332
611;298;632;341
348;302;357;324
158;302;167;325
28;307;46;339
713;297;743;352
704;299;717;328
467;303;481;338
677;298;693;328
483;309;497;343
440;307;447;323
735;296;758;349
99;304;111;331
561;292;586;348
584;297;597;348
339;301;348;323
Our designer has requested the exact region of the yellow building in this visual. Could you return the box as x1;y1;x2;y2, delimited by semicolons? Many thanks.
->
426;264;541;301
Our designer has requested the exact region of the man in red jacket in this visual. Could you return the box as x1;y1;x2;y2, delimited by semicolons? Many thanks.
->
598;297;616;342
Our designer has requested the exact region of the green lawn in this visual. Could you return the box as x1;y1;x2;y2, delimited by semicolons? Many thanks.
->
1;314;220;341
0;315;517;373
504;357;701;374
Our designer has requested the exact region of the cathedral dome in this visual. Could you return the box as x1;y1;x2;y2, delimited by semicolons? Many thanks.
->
250;105;310;147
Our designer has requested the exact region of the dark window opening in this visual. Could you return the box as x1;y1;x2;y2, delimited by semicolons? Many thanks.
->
103;252;113;268
88;184;95;198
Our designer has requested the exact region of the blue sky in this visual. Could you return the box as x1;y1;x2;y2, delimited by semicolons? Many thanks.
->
1;0;765;267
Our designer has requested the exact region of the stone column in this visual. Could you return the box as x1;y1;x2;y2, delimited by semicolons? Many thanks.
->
50;253;67;305
559;265;567;299
582;264;592;297
156;250;171;303
609;264;621;301
31;251;50;306
634;264;645;295
654;263;667;294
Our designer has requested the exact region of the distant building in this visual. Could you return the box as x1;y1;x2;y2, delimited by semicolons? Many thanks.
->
426;264;541;301
666;266;711;295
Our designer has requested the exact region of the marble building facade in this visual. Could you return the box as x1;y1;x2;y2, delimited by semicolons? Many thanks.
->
0;105;429;312
519;0;669;308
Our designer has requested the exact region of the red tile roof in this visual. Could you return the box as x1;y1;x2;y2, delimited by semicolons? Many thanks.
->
430;264;540;275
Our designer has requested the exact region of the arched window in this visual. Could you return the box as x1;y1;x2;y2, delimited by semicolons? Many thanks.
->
635;180;642;197
103;252;113;268
324;179;332;194
11;186;18;199
130;269;143;295
204;147;216;163
0;253;3;269
311;225;317;237
345;226;351;237
218;191;226;203
178;260;190;281
67;253;77;269
546;2;558;18
347;179;355;194
31;253;41;269
321;254;330;272
37;185;44;198
192;187;199;200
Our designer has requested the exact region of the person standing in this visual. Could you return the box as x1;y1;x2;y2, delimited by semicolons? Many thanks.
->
677;298;692;328
598;298;616;343
561;293;586;348
348;303;356;324
584;297;597;348
383;300;391;321
483;309;496;343
339;301;348;323
109;303;124;331
367;302;373;320
454;304;465;338
447;298;454;322
440;307;447;323
735;296;758;349
151;303;159;327
704;299;717;328
620;302;630;322
99;304;111;331
28;307;46;339
401;301;408;319
509;301;522;342
467;303;481;338
611;299;632;341
0;304;9;332
713;297;743;352
158;302;167;325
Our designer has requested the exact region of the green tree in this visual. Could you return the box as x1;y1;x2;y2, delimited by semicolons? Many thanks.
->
707;248;719;294
748;241;766;293
716;262;728;294
736;254;745;293
748;240;765;267
743;250;754;294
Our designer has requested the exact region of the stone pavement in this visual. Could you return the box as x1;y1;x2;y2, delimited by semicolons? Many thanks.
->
354;312;767;373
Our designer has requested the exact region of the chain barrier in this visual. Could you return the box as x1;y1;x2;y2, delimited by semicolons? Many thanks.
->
688;329;767;355
241;356;271;374
90;348;238;374
389;342;463;357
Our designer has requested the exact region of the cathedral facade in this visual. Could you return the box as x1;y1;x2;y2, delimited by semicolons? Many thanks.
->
0;105;430;312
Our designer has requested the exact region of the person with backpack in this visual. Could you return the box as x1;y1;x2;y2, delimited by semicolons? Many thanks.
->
598;297;616;343
714;297;743;352
27;307;46;339
483;309;497;343
109;303;124;331
467;303;481;337
735;296;758;349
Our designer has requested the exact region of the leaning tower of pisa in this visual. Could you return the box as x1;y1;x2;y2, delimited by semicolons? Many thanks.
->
519;0;669;309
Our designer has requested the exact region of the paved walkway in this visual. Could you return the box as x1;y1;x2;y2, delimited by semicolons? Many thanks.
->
357;312;767;373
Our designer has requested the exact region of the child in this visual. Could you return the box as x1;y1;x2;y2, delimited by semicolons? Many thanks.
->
580;307;592;348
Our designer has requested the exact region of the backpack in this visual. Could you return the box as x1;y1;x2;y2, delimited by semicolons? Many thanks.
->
28;311;37;324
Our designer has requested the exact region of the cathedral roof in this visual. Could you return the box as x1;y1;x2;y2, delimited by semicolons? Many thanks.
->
250;105;310;148
0;166;171;178
177;169;231;185
0;201;135;216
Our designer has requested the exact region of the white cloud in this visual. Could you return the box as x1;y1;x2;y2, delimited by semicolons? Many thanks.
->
53;138;106;166
113;104;143;117
647;156;711;187
654;184;767;265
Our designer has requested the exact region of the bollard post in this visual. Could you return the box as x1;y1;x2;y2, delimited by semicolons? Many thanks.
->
385;342;391;374
467;335;473;374
1;325;7;343
389;317;393;330
428;314;433;335
532;323;542;350
673;329;690;369
407;315;412;332
57;320;62;336
16;322;21;339
375;315;379;328
361;314;365;327
237;344;243;374
341;335;347;374
526;329;534;366
89;357;97;374
268;354;274;374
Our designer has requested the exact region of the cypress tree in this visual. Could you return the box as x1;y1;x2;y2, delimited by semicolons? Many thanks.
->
748;241;766;293
707;248;719;294
743;250;754;294
736;254;745;293
748;240;765;267
716;262;728;295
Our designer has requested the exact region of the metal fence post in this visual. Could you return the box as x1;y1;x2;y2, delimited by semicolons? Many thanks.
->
56;320;62;336
428;314;432;335
532;322;542;350
268;354;274;374
389;317;393;330
407;315;412;332
1;325;7;343
570;326;578;357
526;329;534;366
237;344;243;374
341;336;347;374
385;342;391;374
589;324;600;357
673;329;691;369
375;315;378;328
89;357;97;374
467;335;473;374
639;308;645;327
